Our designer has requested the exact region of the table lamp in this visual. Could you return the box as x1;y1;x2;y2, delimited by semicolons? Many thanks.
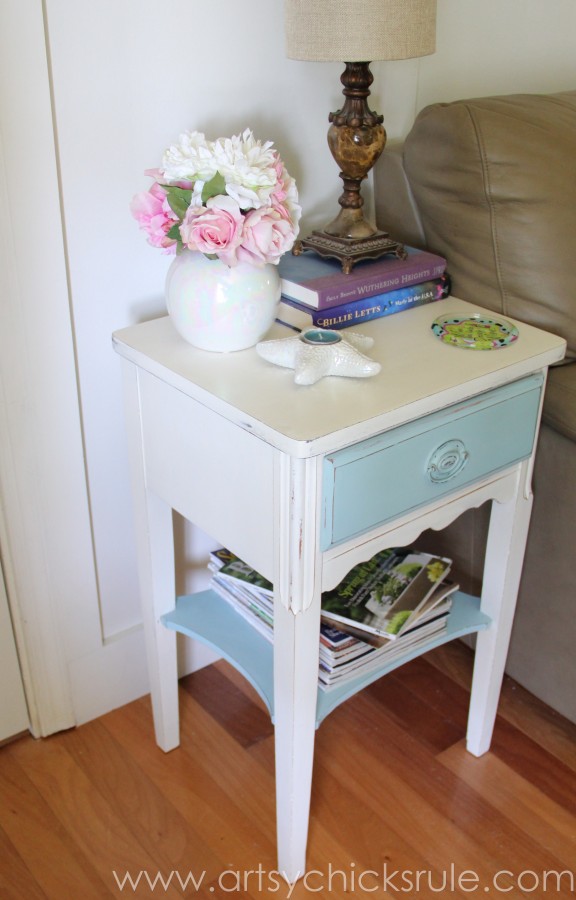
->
285;0;437;272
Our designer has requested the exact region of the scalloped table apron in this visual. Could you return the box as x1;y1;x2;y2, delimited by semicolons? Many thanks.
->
165;251;281;352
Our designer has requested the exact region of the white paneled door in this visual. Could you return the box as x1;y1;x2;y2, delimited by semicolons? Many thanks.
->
0;1;221;736
0;565;28;742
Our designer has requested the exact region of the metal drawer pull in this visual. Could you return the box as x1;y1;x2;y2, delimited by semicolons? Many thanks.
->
427;439;469;483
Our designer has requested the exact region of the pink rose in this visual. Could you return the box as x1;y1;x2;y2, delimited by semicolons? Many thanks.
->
130;183;178;251
180;195;244;265
269;155;289;210
268;155;302;233
237;206;297;266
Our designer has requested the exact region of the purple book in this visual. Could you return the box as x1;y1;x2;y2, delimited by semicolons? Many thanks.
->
278;246;447;310
277;275;451;331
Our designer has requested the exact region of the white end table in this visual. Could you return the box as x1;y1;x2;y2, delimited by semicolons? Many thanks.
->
113;296;565;882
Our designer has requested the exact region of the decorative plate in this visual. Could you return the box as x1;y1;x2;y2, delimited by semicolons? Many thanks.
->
431;314;519;350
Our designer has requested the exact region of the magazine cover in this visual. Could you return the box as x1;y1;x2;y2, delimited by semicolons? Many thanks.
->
210;549;273;596
320;549;452;640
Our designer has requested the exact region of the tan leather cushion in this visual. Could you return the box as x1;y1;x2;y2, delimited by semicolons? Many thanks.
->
403;92;576;361
544;364;576;442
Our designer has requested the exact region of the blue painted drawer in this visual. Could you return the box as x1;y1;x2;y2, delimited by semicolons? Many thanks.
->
321;374;543;549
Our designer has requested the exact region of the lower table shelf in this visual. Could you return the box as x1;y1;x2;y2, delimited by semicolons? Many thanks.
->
161;590;491;728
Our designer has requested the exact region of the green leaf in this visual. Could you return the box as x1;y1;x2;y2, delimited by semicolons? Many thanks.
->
163;185;192;219
166;223;182;242
201;172;226;204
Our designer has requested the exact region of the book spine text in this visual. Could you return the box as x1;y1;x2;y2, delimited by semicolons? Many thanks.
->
278;276;451;331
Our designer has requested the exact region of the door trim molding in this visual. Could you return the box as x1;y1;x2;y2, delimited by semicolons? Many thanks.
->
0;0;99;735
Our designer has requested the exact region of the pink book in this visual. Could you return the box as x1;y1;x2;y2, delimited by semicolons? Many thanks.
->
278;246;447;310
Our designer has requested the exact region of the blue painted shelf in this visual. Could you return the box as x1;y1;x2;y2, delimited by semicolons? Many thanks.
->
161;590;275;715
162;590;491;728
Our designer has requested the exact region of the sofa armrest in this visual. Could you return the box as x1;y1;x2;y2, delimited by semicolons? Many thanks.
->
544;364;576;442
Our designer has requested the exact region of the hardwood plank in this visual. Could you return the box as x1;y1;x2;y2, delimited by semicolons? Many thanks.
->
318;693;576;897
103;691;354;894
428;641;576;770
175;688;278;833
364;665;465;753
208;660;277;773
240;728;429;895
379;653;470;732
100;694;278;876
310;739;457;879
63;717;224;879
369;653;576;815
180;664;273;749
245;728;276;776
0;747;113;898
6;733;187;899
497;688;576;772
188;654;576;893
179;668;471;893
491;719;576;816
172;688;361;888
0;826;48;900
212;658;269;712
315;715;507;893
439;740;576;867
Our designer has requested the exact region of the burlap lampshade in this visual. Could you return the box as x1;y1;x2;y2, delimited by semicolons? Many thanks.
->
285;0;437;63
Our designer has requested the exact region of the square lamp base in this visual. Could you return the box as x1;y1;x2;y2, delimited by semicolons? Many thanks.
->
293;231;407;274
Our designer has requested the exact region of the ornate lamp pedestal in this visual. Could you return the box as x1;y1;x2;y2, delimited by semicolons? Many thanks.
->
293;62;406;273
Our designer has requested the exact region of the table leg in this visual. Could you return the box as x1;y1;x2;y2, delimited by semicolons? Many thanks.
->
138;491;180;752
466;464;533;756
122;363;179;752
273;595;321;883
272;453;322;882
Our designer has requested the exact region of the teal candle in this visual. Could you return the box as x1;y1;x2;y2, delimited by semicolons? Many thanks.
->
300;328;342;346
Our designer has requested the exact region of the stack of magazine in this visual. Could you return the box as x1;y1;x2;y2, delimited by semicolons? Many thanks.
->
209;547;458;692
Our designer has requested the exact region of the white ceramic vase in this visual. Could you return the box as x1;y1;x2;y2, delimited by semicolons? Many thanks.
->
165;251;281;352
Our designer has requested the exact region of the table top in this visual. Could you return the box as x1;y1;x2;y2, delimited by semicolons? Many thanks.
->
113;297;566;457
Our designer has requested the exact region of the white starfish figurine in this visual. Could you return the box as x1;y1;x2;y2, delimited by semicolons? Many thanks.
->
256;327;381;386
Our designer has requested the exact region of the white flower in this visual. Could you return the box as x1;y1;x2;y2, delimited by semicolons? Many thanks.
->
161;131;217;184
285;179;302;230
224;181;269;210
212;128;278;210
189;181;207;207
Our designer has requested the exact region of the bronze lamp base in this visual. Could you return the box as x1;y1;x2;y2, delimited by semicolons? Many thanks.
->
293;231;406;275
294;60;406;273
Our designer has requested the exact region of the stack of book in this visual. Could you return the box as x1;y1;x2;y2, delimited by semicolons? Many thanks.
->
208;546;458;692
318;547;457;689
277;246;451;331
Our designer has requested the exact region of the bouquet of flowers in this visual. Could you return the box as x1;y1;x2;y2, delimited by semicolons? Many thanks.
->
131;128;301;267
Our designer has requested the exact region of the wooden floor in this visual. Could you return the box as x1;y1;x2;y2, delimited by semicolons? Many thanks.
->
1;642;575;898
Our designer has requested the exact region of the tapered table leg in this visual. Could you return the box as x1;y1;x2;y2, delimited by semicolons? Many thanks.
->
272;453;322;882
467;464;533;756
122;362;179;752
273;596;321;883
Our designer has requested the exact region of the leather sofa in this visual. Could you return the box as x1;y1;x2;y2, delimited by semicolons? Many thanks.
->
374;91;576;723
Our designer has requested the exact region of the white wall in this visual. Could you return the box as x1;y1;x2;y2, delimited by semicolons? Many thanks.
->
376;0;576;142
419;0;576;106
2;0;576;730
